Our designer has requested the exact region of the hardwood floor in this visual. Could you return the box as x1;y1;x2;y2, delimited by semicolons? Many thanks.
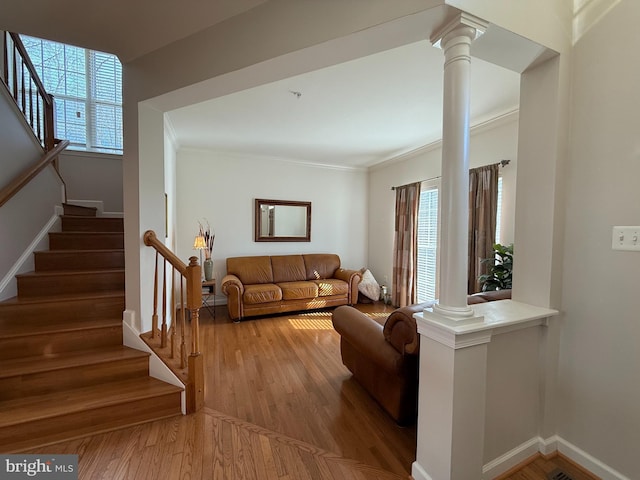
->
201;303;414;477
25;302;412;479
22;302;600;479
27;407;407;480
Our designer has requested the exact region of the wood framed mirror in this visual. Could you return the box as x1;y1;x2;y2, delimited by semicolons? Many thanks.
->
254;199;311;242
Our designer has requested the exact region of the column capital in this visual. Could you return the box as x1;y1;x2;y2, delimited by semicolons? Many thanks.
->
431;12;488;49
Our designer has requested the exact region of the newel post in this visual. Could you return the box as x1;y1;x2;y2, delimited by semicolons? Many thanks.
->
186;256;204;413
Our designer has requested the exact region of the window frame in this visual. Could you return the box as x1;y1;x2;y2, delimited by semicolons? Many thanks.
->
20;35;123;155
415;173;504;303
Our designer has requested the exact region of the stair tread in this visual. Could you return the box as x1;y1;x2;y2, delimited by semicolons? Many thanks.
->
60;216;123;223
0;317;121;338
36;249;124;254
0;377;183;428
0;290;124;306
62;203;98;216
50;231;123;235
17;269;125;278
0;346;149;378
61;215;118;219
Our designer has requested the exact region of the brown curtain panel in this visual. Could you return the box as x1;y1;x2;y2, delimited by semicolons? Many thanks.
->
392;182;421;307
468;164;499;294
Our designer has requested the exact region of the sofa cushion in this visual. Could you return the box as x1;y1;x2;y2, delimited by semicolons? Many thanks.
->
227;256;273;285
314;278;349;297
243;283;282;304
303;254;340;280
278;281;318;300
272;255;306;283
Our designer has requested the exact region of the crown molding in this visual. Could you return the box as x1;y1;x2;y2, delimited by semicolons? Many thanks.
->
369;108;519;171
178;146;367;173
573;0;622;44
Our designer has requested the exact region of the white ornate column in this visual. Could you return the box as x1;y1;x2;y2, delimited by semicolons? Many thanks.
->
412;13;490;480
432;13;486;319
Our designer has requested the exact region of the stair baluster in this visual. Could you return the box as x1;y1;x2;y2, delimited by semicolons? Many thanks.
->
171;266;177;359
161;257;168;348
142;230;204;413
152;251;159;338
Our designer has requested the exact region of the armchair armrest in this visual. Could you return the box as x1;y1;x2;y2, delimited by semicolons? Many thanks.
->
333;268;362;304
332;305;407;375
382;303;429;355
221;274;244;320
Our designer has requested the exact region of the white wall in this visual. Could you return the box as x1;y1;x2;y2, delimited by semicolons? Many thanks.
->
120;2;637;478
558;1;640;478
0;83;64;300
367;113;519;296
58;151;123;213
175;149;368;296
446;0;573;53
0;86;43;184
124;1;450;336
164;121;178;250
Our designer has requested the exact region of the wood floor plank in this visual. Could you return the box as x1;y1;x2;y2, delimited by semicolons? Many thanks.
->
21;303;600;479
198;306;416;477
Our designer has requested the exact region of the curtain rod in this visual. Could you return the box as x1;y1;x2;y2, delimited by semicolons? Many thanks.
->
390;159;510;190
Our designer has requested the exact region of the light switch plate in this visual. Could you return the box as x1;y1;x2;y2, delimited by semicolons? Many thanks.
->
612;226;640;251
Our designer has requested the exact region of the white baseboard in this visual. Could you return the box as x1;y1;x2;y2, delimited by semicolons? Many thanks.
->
0;206;62;301
66;199;103;215
411;461;433;480
479;435;630;480
482;437;541;479
412;437;630;480
538;434;559;456
557;437;631;480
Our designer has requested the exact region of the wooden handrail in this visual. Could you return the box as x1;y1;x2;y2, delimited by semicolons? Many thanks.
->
0;139;69;208
144;229;204;413
3;32;56;151
143;230;188;275
7;32;52;108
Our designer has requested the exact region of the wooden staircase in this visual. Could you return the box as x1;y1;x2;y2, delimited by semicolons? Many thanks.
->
0;204;183;452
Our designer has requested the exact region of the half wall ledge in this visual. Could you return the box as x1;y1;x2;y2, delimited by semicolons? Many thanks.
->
415;299;560;347
412;300;560;480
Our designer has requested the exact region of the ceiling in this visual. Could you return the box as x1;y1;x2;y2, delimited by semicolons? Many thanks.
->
1;1;521;170
166;39;520;169
0;0;269;62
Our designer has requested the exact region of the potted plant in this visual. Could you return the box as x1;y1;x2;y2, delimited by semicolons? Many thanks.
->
478;243;513;291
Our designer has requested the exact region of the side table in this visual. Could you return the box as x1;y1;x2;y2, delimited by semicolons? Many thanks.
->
201;279;216;318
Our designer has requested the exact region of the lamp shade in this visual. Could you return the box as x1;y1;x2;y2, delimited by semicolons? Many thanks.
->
193;235;206;250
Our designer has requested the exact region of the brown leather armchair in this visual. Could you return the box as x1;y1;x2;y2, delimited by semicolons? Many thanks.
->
331;289;511;425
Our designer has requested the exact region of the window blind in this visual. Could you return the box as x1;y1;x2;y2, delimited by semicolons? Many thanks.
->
415;176;503;303
416;183;439;303
20;35;123;154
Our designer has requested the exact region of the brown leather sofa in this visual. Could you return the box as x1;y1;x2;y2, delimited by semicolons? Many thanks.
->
331;289;512;425
221;254;361;321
